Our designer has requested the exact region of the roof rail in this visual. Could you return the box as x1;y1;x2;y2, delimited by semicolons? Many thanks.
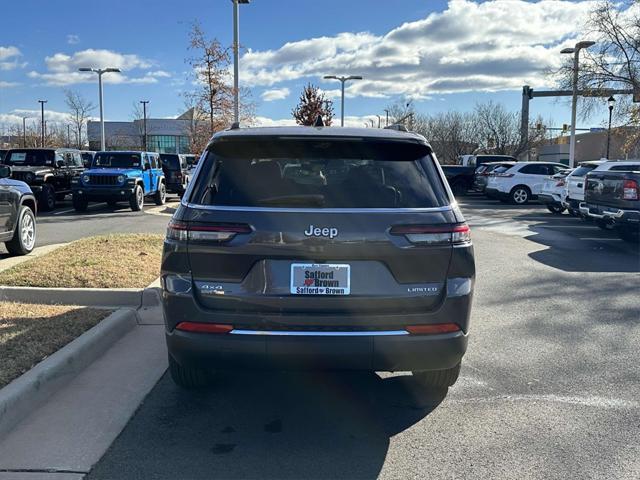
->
384;124;408;132
229;122;241;130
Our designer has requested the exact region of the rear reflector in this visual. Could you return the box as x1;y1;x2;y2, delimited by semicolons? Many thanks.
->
406;323;461;335
390;223;471;245
175;322;233;334
623;179;638;200
166;221;252;242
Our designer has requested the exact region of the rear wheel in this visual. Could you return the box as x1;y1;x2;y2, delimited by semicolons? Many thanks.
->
5;205;36;256
547;205;565;214
72;195;88;212
169;355;210;389
129;185;144;211
154;182;167;205
509;186;530;205
39;184;56;211
413;363;461;389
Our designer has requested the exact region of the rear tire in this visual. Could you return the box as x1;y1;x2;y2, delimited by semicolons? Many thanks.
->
169;355;210;389
72;195;88;212
129;185;144;211
39;184;56;212
5;205;36;256
413;363;461;389
509;186;530;205
154;182;166;206
547;205;565;214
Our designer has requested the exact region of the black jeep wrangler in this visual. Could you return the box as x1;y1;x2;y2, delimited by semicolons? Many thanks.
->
2;148;84;211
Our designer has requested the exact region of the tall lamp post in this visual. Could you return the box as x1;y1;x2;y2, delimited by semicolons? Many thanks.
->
78;67;121;151
140;100;149;151
606;95;615;159
323;75;363;127
561;40;595;168
232;0;250;126
21;116;30;147
37;100;47;147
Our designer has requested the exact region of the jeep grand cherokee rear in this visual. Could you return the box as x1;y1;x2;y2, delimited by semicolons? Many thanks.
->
161;127;475;390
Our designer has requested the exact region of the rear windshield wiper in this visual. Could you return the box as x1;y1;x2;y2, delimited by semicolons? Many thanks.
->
257;195;325;207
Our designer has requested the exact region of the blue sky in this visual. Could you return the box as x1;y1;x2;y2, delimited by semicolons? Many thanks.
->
0;0;617;132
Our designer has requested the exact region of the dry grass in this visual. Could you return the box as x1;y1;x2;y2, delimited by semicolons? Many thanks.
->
0;303;112;388
0;234;163;289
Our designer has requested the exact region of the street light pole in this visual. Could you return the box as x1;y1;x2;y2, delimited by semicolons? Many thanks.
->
78;67;121;151
140;100;149;151
384;109;389;127
606;95;615;159
561;40;595;168
22;116;28;147
232;0;250;126
38;100;47;147
323;75;363;126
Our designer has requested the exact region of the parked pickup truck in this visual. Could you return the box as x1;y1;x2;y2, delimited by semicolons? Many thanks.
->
580;169;640;242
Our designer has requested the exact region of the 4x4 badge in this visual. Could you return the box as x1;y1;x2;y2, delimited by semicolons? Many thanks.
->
304;225;338;239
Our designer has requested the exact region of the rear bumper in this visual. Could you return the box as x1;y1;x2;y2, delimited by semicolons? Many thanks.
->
165;181;185;194
166;328;467;372
538;193;562;206
163;284;472;372
579;203;640;227
564;197;582;210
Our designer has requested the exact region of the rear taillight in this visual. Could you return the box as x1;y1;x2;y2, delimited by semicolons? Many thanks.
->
176;172;183;180
407;323;461;335
390;223;471;245
497;173;514;178
166;220;252;242
623;179;639;200
175;322;233;334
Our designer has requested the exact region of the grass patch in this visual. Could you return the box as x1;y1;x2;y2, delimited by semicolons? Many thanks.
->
0;234;163;288
0;303;112;388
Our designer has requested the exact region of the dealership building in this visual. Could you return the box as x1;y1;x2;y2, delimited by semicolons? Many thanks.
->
87;109;194;153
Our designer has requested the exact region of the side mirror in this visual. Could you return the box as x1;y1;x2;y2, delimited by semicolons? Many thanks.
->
0;165;11;179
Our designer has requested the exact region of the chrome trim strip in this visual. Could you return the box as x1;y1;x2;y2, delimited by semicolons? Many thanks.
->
182;203;453;214
229;329;409;337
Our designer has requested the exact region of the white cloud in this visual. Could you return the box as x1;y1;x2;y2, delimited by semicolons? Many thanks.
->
261;87;290;101
249;116;297;127
28;49;159;86
0;108;75;125
0;45;26;71
239;0;601;97
247;114;383;129
66;34;80;45
0;81;19;88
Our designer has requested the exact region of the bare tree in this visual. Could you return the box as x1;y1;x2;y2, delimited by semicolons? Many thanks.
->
291;84;334;126
64;90;95;149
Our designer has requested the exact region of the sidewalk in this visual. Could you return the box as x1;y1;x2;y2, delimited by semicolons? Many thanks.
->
0;284;167;478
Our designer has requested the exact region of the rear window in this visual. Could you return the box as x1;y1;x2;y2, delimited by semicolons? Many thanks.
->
492;165;511;174
189;138;449;209
160;154;181;170
572;165;597;177
4;150;56;166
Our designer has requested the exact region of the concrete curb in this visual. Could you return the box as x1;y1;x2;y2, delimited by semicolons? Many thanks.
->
0;308;137;439
0;286;161;309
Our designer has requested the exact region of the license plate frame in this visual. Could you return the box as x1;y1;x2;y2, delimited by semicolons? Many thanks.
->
290;263;351;295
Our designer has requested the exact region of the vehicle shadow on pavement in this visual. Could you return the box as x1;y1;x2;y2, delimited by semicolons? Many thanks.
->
525;225;640;273
88;370;447;480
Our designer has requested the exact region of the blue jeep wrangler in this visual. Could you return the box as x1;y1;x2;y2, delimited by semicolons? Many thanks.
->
71;151;166;212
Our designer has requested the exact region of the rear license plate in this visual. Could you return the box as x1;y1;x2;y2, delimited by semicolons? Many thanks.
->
290;263;350;295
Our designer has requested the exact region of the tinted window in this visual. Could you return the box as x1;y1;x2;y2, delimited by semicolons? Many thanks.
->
160;154;180;170
520;164;549;175
190;138;449;209
572;165;597;177
4;150;55;166
610;164;640;171
94;153;142;169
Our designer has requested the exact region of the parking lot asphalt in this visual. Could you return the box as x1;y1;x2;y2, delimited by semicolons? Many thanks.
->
87;195;640;480
0;197;176;257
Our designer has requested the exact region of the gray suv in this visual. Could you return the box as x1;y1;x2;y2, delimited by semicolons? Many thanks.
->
161;126;475;390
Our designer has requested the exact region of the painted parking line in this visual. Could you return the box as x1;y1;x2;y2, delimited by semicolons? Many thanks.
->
581;237;623;241
52;203;107;215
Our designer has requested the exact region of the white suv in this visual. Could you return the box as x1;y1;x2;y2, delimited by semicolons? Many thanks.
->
563;160;607;216
485;162;567;204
